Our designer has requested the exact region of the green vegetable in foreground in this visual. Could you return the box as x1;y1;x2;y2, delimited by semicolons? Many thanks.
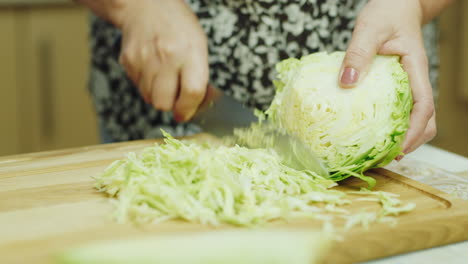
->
57;230;330;264
265;52;412;187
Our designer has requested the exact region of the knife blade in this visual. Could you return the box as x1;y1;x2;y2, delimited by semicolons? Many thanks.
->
191;88;258;137
191;87;329;177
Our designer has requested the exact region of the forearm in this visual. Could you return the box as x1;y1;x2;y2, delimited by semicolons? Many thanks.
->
74;0;128;27
419;0;455;24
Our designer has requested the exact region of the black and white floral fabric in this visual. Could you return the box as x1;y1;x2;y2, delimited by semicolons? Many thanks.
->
88;0;439;142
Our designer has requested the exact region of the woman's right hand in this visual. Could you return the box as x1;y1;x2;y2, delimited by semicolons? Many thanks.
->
114;0;209;122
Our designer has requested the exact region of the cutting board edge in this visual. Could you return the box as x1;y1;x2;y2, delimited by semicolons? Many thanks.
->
326;206;468;263
372;167;466;206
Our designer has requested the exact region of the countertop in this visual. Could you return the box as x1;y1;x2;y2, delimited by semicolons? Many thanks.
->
366;144;468;264
406;144;468;173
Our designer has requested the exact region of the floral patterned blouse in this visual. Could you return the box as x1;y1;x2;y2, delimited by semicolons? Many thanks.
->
88;0;439;143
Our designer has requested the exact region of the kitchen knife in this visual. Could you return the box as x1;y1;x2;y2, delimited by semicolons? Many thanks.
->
191;88;258;137
192;87;329;177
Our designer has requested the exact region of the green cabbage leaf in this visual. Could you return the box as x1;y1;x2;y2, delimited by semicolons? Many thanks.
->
266;52;412;187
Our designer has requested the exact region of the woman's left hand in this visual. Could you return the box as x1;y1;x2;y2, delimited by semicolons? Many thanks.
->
339;0;437;157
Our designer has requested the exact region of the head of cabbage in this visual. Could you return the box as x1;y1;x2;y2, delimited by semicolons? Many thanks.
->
265;52;412;188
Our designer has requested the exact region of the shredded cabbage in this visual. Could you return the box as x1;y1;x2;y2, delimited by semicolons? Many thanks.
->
94;132;415;228
343;187;416;229
95;131;346;226
352;188;416;216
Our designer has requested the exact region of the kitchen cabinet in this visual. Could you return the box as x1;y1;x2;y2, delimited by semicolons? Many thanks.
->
0;8;20;155
433;2;468;156
0;4;99;156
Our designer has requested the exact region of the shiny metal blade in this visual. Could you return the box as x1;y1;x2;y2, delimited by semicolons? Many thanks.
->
191;91;257;137
271;131;329;177
192;89;328;176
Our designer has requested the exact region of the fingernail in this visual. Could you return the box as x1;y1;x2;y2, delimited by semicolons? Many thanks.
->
401;146;410;155
341;67;359;86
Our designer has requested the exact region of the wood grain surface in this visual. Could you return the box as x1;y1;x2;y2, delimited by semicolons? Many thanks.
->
0;134;467;264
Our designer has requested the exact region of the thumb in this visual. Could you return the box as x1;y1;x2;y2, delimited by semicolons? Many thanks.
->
340;23;386;88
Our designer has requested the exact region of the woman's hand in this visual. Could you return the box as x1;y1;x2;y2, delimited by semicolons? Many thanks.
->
339;0;451;157
79;0;209;122
118;0;209;122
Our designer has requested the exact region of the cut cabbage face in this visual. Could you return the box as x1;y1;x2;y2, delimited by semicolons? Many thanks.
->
266;52;412;187
57;230;330;264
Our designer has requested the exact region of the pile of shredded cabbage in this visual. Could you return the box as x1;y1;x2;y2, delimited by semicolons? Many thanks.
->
94;131;414;227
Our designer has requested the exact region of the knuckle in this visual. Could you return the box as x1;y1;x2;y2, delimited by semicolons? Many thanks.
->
156;41;179;59
139;45;150;61
120;49;136;67
426;117;437;140
345;46;368;62
424;103;435;120
354;18;382;40
418;98;435;120
426;126;437;140
423;110;434;123
427;103;435;116
355;17;371;30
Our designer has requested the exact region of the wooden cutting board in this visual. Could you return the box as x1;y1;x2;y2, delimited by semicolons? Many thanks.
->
0;134;467;264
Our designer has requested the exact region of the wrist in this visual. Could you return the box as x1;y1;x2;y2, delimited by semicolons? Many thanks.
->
103;0;133;29
75;0;133;29
418;0;455;24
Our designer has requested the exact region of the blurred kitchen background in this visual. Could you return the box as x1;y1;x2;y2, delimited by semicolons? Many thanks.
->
0;1;467;157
